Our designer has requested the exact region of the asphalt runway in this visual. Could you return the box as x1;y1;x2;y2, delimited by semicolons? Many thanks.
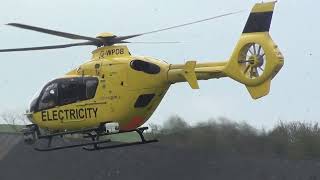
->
0;134;319;180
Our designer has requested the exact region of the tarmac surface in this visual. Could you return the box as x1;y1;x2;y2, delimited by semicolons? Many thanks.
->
0;133;320;180
0;133;22;160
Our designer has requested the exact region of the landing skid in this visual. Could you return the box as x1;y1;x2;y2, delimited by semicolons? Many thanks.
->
22;125;158;151
83;127;158;151
34;139;112;151
82;139;158;151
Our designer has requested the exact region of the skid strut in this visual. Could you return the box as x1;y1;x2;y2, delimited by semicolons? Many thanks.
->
23;125;158;151
83;127;158;151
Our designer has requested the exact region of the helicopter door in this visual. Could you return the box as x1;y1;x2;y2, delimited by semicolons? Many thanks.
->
59;79;86;106
58;77;99;123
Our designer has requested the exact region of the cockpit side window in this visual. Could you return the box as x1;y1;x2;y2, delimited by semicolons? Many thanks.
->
35;77;99;111
59;77;98;106
59;79;86;105
130;60;160;74
86;79;98;99
38;82;58;111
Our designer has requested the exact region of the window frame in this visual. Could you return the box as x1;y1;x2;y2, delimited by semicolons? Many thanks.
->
130;60;161;74
35;77;99;112
58;78;87;106
37;82;59;111
134;93;155;108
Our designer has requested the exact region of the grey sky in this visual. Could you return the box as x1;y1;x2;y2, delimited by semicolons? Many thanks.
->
0;0;318;129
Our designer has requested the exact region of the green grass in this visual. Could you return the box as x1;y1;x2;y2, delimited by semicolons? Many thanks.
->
102;131;156;143
107;132;141;142
0;124;23;133
0;124;154;143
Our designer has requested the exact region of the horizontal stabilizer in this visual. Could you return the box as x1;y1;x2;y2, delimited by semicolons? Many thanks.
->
183;61;199;89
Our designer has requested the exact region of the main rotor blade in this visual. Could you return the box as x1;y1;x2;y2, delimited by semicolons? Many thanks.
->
118;41;181;44
6;23;99;42
114;10;244;41
0;41;96;52
5;10;243;47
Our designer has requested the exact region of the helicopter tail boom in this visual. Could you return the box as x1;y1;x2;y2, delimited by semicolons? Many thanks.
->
167;1;283;99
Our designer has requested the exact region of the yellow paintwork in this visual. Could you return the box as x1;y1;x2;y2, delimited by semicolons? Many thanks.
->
33;45;171;131
182;61;199;89
30;1;284;131
96;32;116;38
224;32;283;98
252;1;275;13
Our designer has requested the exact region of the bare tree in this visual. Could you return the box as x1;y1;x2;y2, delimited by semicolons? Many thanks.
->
0;111;28;133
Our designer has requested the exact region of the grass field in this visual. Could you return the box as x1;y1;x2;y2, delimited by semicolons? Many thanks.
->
107;132;141;142
0;124;23;133
0;124;148;143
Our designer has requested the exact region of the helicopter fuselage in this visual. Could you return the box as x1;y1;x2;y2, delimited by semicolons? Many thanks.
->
29;45;172;131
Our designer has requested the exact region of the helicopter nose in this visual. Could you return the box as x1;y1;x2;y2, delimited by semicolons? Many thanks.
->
29;99;37;113
25;111;34;123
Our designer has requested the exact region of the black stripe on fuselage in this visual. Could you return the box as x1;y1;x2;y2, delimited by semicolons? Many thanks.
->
243;11;273;33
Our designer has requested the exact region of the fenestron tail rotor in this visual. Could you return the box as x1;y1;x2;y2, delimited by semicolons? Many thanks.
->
238;43;266;79
223;1;284;99
0;10;242;52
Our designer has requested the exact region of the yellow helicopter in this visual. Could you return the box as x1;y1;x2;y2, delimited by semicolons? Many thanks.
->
1;1;283;151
